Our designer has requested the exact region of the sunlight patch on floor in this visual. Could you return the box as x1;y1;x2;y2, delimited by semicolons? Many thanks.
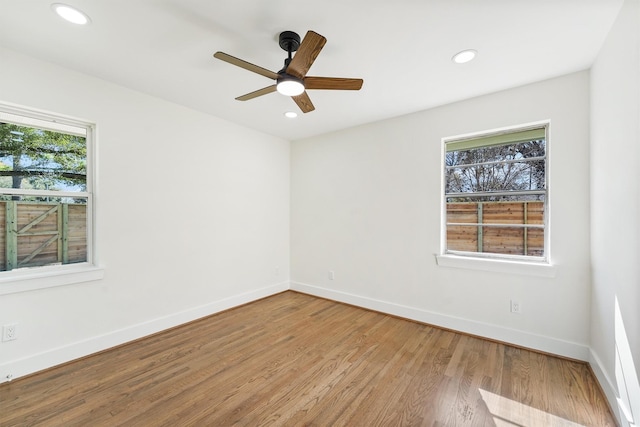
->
479;389;585;427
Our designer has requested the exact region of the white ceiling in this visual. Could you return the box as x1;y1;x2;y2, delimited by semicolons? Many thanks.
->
0;0;623;141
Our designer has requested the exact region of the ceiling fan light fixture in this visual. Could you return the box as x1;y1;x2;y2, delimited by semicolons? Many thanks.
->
276;76;305;96
452;49;477;64
51;3;91;25
284;111;298;118
214;30;363;113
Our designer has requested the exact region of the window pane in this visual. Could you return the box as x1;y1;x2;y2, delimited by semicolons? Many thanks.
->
445;139;545;166
0;196;87;271
481;201;544;225
482;225;543;256
0;104;92;279
446;199;545;257
446;141;545;195
443;126;547;260
446;160;546;195
446;224;479;252
0;122;87;192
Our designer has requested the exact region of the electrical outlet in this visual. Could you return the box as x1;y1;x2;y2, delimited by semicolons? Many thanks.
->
2;323;18;341
510;300;521;314
329;270;335;280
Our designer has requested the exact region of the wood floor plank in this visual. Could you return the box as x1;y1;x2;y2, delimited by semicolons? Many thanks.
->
0;291;616;426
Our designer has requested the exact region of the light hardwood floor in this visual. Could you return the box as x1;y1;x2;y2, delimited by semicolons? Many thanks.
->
1;291;616;426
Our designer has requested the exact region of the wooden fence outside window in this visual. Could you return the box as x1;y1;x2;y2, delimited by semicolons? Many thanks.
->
446;201;544;256
0;200;86;271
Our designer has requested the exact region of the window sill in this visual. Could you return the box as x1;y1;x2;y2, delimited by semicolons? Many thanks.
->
435;254;556;278
0;264;104;295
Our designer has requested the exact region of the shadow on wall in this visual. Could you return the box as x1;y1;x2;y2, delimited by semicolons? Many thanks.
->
615;296;640;427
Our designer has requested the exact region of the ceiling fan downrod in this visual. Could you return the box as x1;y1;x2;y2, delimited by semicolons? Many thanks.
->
278;31;300;71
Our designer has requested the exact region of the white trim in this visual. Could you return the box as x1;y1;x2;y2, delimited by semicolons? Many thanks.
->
435;254;557;277
86;124;97;272
0;281;289;383
0;101;93;133
0;263;104;295
0;109;87;137
589;348;624;426
290;281;586;360
0;188;89;198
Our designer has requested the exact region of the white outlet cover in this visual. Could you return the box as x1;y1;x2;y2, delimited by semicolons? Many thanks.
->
510;300;521;313
2;324;17;341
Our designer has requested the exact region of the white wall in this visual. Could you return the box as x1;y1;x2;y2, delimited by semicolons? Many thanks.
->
590;0;640;423
0;47;290;381
291;71;592;359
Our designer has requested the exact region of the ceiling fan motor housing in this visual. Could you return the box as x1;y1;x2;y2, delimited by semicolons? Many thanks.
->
279;31;301;53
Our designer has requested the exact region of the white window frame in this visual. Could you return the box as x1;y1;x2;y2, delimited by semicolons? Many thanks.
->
0;102;103;295
436;121;556;277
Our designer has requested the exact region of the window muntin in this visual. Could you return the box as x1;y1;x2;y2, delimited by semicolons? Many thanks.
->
0;106;93;273
443;125;548;261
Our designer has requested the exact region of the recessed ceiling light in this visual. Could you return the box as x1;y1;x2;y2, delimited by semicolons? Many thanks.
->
51;3;91;25
452;49;477;64
284;111;298;119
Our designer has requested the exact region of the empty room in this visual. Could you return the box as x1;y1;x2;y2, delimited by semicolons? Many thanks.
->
0;0;638;426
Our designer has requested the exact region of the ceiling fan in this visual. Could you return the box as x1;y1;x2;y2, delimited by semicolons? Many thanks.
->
213;30;364;113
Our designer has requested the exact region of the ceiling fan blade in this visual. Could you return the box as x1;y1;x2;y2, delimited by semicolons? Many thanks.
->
286;31;327;79
304;77;363;91
214;52;279;80
235;85;277;101
292;91;315;113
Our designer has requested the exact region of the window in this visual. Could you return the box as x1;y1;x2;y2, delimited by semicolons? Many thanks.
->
442;123;548;263
0;103;101;293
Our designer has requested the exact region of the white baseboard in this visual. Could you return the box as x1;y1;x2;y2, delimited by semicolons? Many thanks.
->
0;280;600;395
0;282;289;384
290;281;590;361
589;348;624;426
